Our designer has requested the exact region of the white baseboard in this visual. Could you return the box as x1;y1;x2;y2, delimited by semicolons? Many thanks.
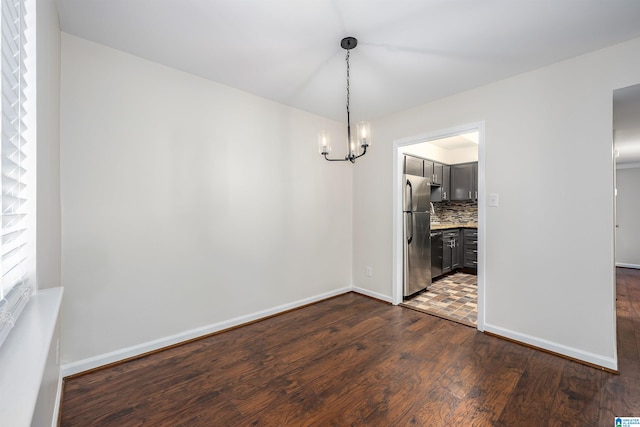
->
484;323;617;371
352;286;393;303
616;262;640;269
61;287;351;377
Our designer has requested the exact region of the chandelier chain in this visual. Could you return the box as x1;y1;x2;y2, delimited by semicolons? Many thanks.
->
346;50;350;117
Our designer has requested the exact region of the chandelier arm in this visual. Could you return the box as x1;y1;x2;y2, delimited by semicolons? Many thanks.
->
323;148;365;162
352;145;368;160
323;153;350;162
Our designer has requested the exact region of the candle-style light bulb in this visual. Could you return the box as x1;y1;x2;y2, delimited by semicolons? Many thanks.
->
350;138;360;156
318;131;331;155
357;121;371;148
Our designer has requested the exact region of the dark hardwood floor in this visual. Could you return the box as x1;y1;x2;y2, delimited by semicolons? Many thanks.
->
60;268;640;426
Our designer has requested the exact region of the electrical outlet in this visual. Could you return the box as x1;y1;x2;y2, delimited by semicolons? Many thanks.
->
366;266;373;277
488;194;499;207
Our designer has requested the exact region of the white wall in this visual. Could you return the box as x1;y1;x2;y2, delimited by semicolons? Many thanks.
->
33;0;62;425
616;166;640;267
59;34;353;364
36;0;61;290
353;37;640;369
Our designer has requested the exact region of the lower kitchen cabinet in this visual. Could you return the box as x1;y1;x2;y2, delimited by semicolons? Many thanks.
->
430;231;443;279
442;229;461;274
463;228;478;270
433;227;476;278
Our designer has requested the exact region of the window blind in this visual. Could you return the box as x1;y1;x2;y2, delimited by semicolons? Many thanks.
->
0;0;31;349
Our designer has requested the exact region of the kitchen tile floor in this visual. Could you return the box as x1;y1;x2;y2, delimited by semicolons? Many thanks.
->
400;272;477;327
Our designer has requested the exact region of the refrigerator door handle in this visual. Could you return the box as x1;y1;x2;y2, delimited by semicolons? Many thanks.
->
406;179;413;211
407;212;413;244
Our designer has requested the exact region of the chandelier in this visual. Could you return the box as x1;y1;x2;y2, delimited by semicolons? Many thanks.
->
319;37;371;163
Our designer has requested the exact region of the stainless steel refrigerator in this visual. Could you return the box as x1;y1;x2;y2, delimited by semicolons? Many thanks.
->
403;174;431;296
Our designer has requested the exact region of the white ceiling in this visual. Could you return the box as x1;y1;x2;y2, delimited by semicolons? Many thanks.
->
56;0;640;126
614;84;640;165
428;133;478;150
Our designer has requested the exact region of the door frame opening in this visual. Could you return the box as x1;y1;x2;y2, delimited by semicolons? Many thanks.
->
391;121;486;331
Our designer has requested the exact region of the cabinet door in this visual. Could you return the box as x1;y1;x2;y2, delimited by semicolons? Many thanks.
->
451;164;474;200
442;237;452;274
472;163;478;201
429;163;448;201
442;165;450;201
431;232;443;279
423;160;434;183
463;229;478;269
404;155;423;176
433;162;443;185
451;163;478;201
442;230;459;273
451;231;461;269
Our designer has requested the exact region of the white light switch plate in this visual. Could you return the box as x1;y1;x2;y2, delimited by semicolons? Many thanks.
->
488;194;499;207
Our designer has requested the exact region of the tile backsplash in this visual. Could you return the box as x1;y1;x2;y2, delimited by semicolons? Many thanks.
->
432;200;477;224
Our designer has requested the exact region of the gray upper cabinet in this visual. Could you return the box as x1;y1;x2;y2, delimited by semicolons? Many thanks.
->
430;164;450;202
451;162;478;201
442;165;450;201
405;156;469;201
473;163;478;200
432;162;443;186
404;155;423;176
423;160;434;183
426;161;444;185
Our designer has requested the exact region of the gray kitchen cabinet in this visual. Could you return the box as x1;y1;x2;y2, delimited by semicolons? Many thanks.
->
473;163;478;200
433;227;477;278
430;231;443;279
430;164;450;202
432;162;443;186
442;165;450;201
404;155;423;176
463;229;478;270
451;162;477;201
442;229;461;274
423;159;434;183
453;231;462;269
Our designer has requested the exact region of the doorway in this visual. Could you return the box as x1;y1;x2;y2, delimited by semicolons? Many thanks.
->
613;83;640;269
613;82;640;381
392;122;486;331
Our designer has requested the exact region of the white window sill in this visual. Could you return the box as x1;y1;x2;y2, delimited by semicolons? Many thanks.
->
0;287;63;427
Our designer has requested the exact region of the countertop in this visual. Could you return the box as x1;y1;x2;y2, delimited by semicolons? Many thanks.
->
430;222;478;230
